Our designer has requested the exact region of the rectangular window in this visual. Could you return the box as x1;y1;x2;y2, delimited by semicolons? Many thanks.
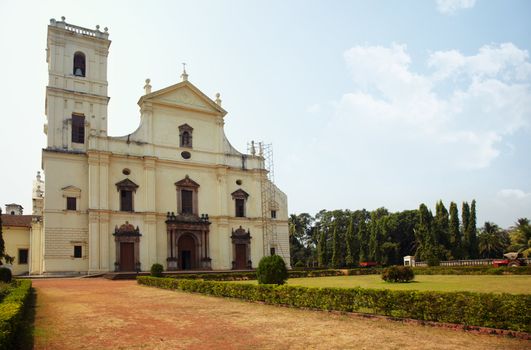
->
235;199;245;217
181;190;193;214
66;197;77;210
74;245;82;258
270;247;276;256
71;114;85;144
18;249;28;264
271;210;277;219
120;190;133;212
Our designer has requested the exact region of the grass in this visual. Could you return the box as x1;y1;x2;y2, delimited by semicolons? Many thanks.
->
237;275;531;294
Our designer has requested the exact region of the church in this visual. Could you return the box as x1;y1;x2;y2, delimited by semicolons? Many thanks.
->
14;17;290;275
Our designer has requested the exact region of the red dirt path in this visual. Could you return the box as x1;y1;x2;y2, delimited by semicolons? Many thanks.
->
32;278;529;350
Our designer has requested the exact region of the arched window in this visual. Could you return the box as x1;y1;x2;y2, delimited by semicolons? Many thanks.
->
175;175;200;215
231;189;249;218
73;52;86;77
115;179;139;212
179;124;193;148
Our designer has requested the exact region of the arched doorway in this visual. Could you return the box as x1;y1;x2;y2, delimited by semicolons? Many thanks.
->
178;234;196;270
113;222;141;272
231;226;252;270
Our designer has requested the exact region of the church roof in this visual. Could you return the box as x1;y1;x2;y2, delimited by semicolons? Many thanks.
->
1;215;34;228
137;80;227;117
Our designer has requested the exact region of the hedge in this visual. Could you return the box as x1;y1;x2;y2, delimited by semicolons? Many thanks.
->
412;266;531;275
0;280;32;350
161;266;530;281
137;276;531;332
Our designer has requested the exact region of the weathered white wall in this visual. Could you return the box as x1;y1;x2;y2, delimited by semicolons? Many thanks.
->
36;19;290;274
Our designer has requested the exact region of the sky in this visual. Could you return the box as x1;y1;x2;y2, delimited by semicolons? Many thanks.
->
0;0;530;228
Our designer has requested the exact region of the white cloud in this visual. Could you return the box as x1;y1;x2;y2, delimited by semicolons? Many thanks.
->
436;0;477;14
330;42;531;170
428;43;531;81
497;189;531;199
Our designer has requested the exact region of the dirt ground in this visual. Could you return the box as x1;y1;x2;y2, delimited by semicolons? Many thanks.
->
32;278;529;350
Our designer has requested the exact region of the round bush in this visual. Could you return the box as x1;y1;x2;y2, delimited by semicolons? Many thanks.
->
256;255;288;285
150;263;164;277
294;261;305;268
0;267;12;283
381;266;414;283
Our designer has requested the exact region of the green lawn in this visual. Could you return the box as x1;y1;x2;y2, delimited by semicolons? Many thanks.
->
239;275;531;294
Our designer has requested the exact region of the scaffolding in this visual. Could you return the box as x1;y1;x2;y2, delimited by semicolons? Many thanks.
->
248;141;281;257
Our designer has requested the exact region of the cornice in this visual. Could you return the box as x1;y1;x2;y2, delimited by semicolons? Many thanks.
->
46;86;110;103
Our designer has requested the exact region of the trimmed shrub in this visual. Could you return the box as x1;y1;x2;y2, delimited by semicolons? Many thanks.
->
256;255;288;285
426;256;440;267
150;263;163;277
382;266;415;283
294;261;305;268
0;280;32;350
0;269;11;284
137;276;531;332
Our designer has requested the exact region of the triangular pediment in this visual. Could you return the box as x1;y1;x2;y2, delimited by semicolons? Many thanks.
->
138;80;227;116
231;189;249;199
61;185;81;192
115;179;139;192
61;185;82;198
175;175;200;188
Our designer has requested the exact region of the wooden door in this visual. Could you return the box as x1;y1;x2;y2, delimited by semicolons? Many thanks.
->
178;235;196;270
120;242;135;271
235;244;247;269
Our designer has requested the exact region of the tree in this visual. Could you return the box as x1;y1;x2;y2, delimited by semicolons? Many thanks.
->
449;202;462;259
508;218;531;256
317;228;327;267
368;208;388;263
462;202;470;258
468;200;479;259
358;216;369;263
415;204;439;265
330;224;340;268
345;217;355;266
288;213;315;266
478;222;509;258
0;208;14;266
0;208;4;264
434;201;450;253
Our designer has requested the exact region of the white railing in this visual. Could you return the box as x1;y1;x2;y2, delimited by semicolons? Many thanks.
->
413;258;531;267
50;18;109;39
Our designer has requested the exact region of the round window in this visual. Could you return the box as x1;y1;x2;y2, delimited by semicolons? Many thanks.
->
122;168;131;175
181;151;191;159
236;179;242;185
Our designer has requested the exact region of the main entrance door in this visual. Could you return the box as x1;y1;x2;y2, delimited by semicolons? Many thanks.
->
120;242;135;271
235;244;247;269
178;235;196;270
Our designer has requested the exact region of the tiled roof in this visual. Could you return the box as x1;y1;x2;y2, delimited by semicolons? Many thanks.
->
1;215;34;228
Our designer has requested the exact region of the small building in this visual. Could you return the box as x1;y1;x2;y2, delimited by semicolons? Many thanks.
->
403;255;415;267
1;204;40;275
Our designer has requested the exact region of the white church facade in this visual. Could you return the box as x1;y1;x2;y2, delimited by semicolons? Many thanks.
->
24;18;289;275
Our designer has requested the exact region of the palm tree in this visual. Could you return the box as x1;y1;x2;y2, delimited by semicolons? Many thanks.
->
478;222;509;258
508;218;531;254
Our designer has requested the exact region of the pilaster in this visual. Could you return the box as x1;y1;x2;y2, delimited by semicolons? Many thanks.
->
99;211;110;271
88;211;100;271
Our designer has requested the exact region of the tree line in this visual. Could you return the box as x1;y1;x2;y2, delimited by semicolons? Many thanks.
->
289;200;531;267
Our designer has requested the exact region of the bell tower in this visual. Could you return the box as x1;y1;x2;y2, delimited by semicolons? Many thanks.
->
45;17;111;151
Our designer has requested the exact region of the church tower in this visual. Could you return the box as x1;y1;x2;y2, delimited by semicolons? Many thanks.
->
41;18;111;274
45;17;110;151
